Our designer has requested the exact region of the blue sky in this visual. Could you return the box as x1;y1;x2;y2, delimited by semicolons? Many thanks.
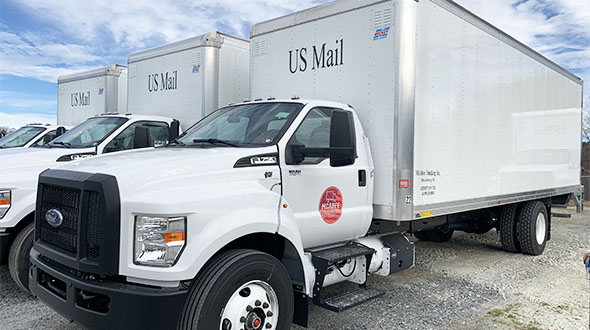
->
0;0;589;128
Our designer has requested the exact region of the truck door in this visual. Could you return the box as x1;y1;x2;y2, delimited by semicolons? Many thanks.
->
280;107;371;248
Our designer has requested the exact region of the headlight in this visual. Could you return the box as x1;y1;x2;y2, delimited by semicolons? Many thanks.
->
0;190;11;219
134;215;186;267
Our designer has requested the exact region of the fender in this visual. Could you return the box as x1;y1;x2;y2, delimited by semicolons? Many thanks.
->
0;186;37;229
276;196;313;295
120;181;308;288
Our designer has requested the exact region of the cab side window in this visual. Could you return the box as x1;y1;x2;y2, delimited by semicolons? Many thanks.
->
104;121;169;153
288;108;332;164
32;129;57;146
286;107;356;166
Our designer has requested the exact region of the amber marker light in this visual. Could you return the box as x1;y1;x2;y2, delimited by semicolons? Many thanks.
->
164;232;186;243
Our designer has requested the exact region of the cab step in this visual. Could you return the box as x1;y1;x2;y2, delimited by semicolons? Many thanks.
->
310;242;377;312
312;242;375;265
323;286;384;312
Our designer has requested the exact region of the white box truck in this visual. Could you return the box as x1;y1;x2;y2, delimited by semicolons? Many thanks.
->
1;31;250;293
127;31;250;130
29;0;582;329
0;124;68;150
58;65;128;126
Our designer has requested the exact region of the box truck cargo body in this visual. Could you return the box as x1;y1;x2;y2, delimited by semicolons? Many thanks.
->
57;65;127;126
30;1;583;329
127;32;250;130
250;0;583;221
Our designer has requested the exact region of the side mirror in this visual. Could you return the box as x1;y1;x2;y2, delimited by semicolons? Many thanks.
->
169;119;180;142
329;111;356;167
103;144;119;153
133;125;151;149
285;142;306;165
56;127;66;137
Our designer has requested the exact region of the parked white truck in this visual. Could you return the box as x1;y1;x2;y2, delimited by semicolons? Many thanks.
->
2;31;250;293
29;0;582;329
58;65;128;126
0;124;68;149
0;114;179;291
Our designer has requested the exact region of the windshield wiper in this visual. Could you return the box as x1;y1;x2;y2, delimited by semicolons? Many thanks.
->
192;138;238;147
168;139;186;146
51;141;71;148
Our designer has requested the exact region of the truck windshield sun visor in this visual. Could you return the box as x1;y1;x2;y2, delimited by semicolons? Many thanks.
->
175;102;304;148
47;117;128;149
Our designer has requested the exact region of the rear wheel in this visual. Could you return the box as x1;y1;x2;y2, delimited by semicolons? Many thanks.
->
8;222;34;293
178;249;294;330
517;201;548;256
499;204;520;253
413;231;430;241
425;225;454;242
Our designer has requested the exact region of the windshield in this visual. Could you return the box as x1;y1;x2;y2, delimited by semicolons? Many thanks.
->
177;102;304;147
48;117;128;148
0;126;45;148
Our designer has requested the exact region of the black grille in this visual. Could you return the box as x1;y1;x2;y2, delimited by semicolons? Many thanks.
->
35;169;121;275
39;185;80;255
86;192;103;259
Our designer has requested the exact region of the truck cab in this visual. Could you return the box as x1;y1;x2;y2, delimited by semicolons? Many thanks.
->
0;124;69;150
0;114;179;292
29;99;394;330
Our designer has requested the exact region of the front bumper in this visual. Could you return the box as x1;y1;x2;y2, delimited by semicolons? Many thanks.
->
30;248;188;330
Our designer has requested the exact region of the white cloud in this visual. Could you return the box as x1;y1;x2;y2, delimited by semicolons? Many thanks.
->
0;91;55;109
0;30;104;82
0;111;56;128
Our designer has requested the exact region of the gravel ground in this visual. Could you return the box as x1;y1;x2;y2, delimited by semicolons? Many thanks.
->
1;205;588;330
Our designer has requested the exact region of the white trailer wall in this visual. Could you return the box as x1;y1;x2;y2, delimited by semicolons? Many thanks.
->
251;0;582;220
412;0;583;214
127;32;250;130
57;65;127;126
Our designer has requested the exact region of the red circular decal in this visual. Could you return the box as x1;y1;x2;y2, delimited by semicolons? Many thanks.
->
319;186;343;224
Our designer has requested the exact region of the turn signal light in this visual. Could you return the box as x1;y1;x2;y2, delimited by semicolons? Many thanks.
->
164;232;185;243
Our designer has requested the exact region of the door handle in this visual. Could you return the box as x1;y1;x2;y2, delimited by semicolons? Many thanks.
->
358;170;366;187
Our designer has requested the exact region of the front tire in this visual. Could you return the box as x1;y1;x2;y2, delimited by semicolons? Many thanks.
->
178;249;294;330
517;201;548;256
8;222;34;293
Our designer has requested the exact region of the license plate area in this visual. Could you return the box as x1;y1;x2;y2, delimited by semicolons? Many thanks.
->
75;288;111;314
38;269;67;301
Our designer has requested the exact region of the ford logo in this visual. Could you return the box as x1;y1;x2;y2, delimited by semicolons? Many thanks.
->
45;209;64;228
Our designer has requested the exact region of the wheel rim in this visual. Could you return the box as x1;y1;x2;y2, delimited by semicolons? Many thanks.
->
220;280;279;330
535;213;546;245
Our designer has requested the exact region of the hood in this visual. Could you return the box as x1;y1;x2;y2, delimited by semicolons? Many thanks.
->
0;147;95;171
0;147;95;189
54;146;279;197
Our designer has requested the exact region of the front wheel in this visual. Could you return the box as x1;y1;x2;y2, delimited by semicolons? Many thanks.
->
8;222;34;293
178;249;294;330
